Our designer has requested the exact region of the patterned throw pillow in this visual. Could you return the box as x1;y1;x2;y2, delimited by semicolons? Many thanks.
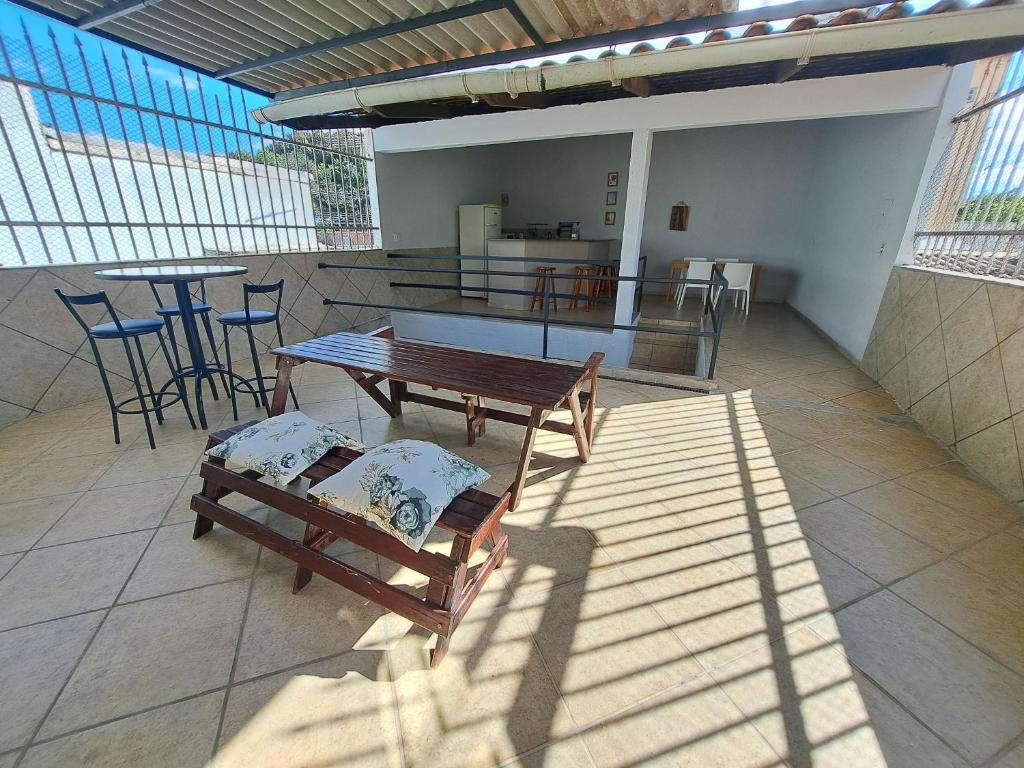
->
307;439;490;552
206;412;365;486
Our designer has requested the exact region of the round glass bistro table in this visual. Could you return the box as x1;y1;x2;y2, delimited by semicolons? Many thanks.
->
95;264;248;430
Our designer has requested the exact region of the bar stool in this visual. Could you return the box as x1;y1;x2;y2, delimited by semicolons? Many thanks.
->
55;289;195;449
593;264;616;303
216;280;299;420
149;281;228;399
529;266;558;312
569;266;596;311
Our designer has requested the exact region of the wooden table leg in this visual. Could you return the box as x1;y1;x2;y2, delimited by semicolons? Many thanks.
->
585;374;597;444
388;380;406;416
567;389;591;463
510;407;544;511
268;357;296;416
348;370;400;417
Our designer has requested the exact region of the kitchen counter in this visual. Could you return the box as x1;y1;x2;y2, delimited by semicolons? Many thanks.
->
484;238;613;311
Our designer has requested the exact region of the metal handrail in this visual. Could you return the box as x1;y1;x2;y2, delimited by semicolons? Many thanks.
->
317;256;728;379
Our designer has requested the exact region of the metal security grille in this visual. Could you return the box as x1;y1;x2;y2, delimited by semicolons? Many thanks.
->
0;22;378;269
913;52;1024;280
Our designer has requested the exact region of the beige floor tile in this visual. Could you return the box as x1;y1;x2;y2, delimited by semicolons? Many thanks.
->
776;447;884;496
844;481;1000;553
234;554;388;682
389;604;576;768
831;389;903;415
0;494;80;555
498;735;594;767
514;568;702;725
358;413;436;446
894;558;1024;676
831;590;1024;764
624;538;800;670
0;752;16;768
294;379;358;403
40;580;248;738
953;526;1024;597
21;692;223;768
819;433;944;480
92;442;203;489
0;531;151;631
215;652;397;768
297;397;361;424
895;463;1021;526
797;499;941;584
581;673;784;767
42;423;144;458
0;612;103;753
745;531;880;620
0;452;120;503
712;627;907;768
37;478;186;547
119;520;259;603
498;514;613;597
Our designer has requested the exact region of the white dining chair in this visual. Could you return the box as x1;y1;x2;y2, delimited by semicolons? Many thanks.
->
719;262;754;314
676;260;715;309
672;258;706;303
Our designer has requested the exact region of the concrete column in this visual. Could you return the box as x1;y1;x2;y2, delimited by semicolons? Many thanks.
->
615;128;653;326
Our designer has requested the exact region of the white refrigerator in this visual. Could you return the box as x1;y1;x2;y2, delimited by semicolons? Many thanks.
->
459;204;502;298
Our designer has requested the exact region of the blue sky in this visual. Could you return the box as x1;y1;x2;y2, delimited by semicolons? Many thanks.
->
0;0;279;155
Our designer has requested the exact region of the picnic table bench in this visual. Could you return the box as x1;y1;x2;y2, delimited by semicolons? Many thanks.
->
267;328;604;510
191;422;511;668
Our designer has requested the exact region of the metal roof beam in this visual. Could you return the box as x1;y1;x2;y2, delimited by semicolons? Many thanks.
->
77;0;165;30
272;0;906;100
214;0;516;80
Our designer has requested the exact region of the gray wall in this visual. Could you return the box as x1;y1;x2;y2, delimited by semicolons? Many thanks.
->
642;121;820;302
491;134;631;258
788;110;940;358
374;134;632;258
640;112;940;358
374;145;501;249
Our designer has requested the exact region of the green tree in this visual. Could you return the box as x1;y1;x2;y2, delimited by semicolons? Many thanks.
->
958;193;1024;224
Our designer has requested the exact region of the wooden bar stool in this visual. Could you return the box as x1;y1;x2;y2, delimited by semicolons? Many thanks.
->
569;266;596;310
529;266;558;312
593;264;616;303
666;261;688;299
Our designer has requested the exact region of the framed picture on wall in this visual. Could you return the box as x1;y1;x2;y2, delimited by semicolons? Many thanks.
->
607;171;619;187
604;211;616;225
606;191;618;206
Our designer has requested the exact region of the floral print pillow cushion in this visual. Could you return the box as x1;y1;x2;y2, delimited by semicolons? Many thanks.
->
307;439;490;552
206;412;365;486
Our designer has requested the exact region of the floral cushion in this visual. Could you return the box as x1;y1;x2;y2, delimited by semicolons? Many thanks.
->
206;412;365;486
307;439;490;552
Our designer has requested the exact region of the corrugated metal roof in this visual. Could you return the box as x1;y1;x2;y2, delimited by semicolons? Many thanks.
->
15;0;739;95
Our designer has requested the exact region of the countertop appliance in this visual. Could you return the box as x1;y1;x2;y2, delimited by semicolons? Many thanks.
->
459;204;501;298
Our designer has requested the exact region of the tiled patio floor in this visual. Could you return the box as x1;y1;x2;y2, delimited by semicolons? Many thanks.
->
0;305;1022;768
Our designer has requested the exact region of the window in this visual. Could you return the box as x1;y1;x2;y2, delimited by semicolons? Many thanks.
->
0;20;378;268
913;51;1024;280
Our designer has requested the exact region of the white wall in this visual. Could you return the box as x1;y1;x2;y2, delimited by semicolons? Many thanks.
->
641;121;820;301
374;68;951;152
373;144;500;249
391;309;635;367
0;82;316;268
788;109;944;358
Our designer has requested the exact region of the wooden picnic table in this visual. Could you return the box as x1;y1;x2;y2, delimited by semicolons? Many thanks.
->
268;329;604;510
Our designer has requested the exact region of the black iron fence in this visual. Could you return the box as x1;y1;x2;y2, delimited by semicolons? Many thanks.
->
0;23;377;268
317;253;728;379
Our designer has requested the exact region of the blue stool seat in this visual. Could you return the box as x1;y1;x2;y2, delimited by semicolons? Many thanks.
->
155;302;212;316
89;318;164;339
217;309;276;326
